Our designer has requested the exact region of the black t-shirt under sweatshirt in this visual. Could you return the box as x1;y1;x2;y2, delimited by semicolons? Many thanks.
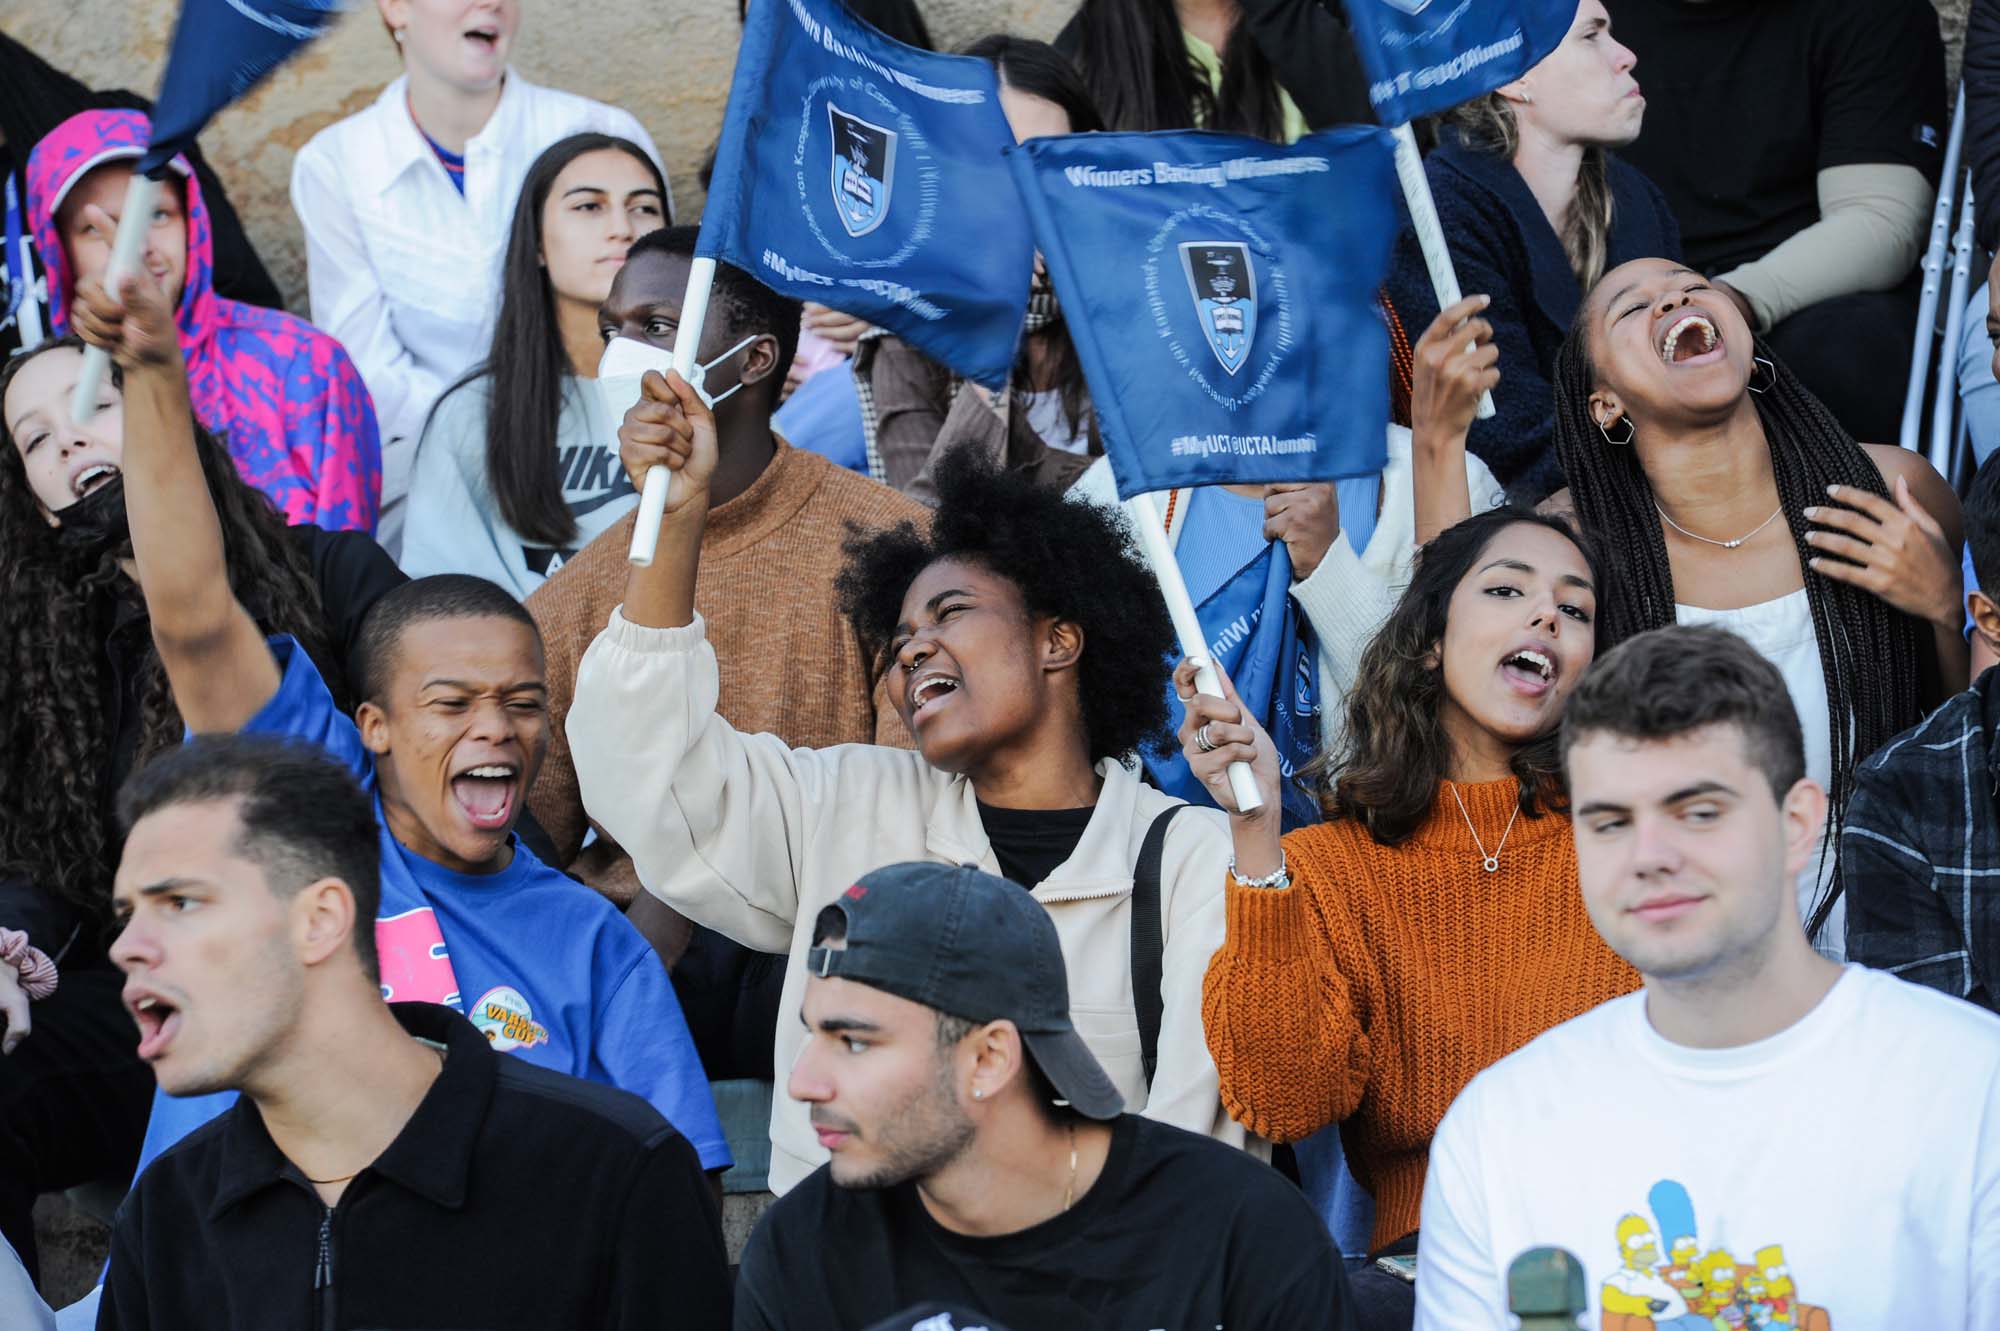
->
1606;0;1946;276
976;801;1095;890
736;1114;1349;1331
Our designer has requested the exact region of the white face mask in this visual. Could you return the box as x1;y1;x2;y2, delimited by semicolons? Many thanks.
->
685;334;759;409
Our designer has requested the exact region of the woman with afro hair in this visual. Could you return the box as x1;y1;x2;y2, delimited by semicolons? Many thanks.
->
568;368;1245;1195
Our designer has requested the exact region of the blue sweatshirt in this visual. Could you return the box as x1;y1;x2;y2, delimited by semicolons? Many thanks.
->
129;638;730;1182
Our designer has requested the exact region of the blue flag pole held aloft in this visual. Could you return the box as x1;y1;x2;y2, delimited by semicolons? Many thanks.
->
628;0;1034;564
627;258;717;568
1010;126;1405;815
1125;490;1265;814
1341;0;1581;425
1390;123;1493;420
70;0;345;423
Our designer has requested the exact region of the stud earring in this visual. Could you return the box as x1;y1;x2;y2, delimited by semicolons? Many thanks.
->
1597;415;1635;447
972;1089;984;1100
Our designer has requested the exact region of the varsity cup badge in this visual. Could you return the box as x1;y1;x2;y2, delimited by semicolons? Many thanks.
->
828;103;898;239
1180;241;1259;377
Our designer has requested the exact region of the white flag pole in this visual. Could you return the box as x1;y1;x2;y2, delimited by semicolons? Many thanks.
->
627;256;719;568
1124;490;1264;814
69;173;163;423
1389;122;1494;420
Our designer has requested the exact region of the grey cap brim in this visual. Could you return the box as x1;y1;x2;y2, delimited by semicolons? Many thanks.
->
1021;1027;1124;1120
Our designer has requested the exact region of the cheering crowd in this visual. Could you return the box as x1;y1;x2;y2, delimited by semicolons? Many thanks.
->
3;0;2000;1328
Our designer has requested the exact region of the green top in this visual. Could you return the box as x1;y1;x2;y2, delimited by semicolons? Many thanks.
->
1182;29;1309;144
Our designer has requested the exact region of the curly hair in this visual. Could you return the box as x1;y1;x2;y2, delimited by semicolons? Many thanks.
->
1320;507;1609;846
835;446;1175;763
1551;307;1926;944
0;337;338;921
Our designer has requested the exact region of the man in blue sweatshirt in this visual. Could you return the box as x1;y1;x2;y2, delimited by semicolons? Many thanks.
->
66;225;727;1187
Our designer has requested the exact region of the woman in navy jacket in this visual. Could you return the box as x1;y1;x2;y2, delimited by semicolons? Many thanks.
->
1384;0;1679;502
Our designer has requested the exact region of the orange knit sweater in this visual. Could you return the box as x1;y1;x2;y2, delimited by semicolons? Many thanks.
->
1202;777;1640;1252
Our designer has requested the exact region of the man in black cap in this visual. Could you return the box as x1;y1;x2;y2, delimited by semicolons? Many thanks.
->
734;861;1350;1330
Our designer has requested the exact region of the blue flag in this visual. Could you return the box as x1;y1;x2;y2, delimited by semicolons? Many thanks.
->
143;0;344;176
1146;536;1323;830
1007;127;1399;500
700;0;1034;388
1342;0;1577;128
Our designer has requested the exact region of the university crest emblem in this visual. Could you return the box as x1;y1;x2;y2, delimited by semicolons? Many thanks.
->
1180;241;1258;376
828;102;898;238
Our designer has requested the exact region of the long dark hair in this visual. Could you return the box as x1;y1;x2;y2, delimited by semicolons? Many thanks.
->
453;133;667;550
1320;507;1608;845
1068;0;1287;140
1552;312;1926;942
964;34;1105;449
0;338;337;918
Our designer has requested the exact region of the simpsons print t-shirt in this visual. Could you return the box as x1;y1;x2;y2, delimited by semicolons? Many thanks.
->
1412;968;2000;1330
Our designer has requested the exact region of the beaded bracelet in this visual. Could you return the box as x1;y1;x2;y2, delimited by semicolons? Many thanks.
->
1228;854;1290;890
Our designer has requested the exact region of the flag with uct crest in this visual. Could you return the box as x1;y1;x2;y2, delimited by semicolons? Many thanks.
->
1341;0;1578;127
698;0;1033;388
1005;126;1400;499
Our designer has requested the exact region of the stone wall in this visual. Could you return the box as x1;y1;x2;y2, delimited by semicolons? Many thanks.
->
1;1;1971;310
0;0;1071;309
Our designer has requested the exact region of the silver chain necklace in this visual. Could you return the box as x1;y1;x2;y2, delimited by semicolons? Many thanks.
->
1654;502;1784;550
1447;781;1521;873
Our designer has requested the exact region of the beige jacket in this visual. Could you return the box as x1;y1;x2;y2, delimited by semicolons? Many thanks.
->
568;608;1245;1193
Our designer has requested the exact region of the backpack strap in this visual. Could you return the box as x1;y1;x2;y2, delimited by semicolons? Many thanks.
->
1132;804;1188;1090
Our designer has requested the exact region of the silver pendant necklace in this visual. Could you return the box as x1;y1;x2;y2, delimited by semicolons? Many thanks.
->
1655;502;1783;550
1447;781;1520;873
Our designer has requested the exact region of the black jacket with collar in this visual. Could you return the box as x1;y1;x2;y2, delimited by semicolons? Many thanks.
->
98;1002;731;1331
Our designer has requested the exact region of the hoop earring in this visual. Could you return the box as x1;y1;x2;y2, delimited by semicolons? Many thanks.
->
1596;415;1635;447
1747;356;1776;396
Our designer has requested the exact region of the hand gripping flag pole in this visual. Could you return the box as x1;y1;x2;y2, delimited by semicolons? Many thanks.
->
71;0;345;423
1124;490;1264;814
1390;123;1494;421
627;258;716;568
1342;0;1579;428
69;174;162;423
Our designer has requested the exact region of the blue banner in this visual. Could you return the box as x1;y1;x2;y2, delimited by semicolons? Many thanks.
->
143;0;343;176
699;0;1034;389
1007;127;1398;500
1146;539;1322;831
1341;0;1577;128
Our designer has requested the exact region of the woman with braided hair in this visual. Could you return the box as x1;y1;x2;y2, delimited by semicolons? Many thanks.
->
1549;256;1965;956
0;333;401;1280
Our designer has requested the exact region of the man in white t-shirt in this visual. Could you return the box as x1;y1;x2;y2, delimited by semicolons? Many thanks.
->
1414;624;2000;1331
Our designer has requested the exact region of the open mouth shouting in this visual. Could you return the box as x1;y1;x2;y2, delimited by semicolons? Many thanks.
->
1498;643;1557;698
126;987;182;1061
1658;311;1724;368
463;22;503;52
69;460;120;501
907;670;962;722
450;761;521;832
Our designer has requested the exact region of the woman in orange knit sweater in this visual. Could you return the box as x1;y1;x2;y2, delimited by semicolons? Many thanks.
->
1176;503;1641;1329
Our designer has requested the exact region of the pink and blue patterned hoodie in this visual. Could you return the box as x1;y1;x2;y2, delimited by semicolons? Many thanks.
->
28;110;381;532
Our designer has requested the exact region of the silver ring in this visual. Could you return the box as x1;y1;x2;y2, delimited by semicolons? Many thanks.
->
1195;723;1218;753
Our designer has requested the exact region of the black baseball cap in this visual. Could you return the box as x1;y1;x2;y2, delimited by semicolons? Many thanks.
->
807;861;1124;1121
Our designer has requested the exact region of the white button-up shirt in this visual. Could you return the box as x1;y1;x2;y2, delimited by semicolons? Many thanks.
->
290;70;664;550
